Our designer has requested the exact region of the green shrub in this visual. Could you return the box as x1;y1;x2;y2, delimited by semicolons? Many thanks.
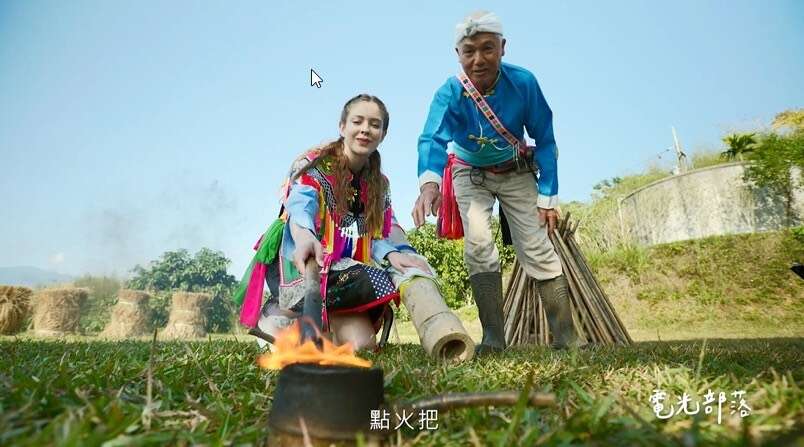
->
587;244;649;282
127;248;237;332
74;275;122;333
742;130;804;227
792;226;804;244
690;150;730;169
406;219;514;309
406;224;468;308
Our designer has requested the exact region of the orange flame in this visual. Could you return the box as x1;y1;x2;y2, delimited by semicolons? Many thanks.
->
257;320;372;370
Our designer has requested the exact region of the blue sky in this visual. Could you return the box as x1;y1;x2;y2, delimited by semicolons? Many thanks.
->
1;1;802;277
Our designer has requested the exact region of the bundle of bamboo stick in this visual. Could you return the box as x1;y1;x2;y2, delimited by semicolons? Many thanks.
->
503;214;632;346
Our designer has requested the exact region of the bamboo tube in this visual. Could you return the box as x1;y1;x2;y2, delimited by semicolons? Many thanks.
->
384;225;477;360
400;278;474;362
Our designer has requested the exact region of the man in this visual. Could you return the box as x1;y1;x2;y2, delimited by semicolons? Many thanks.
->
412;11;580;353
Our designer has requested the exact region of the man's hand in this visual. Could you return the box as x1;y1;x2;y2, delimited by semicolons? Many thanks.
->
538;207;559;235
412;182;442;228
386;252;432;274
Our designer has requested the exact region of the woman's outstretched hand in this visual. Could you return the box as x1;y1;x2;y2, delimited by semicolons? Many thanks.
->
386;252;432;274
290;223;324;274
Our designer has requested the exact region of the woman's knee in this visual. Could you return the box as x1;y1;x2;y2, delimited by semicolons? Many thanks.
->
330;313;377;350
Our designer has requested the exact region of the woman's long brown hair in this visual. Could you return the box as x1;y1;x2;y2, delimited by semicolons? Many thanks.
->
292;94;390;236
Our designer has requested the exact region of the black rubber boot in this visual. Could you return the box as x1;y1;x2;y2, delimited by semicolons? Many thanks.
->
537;274;582;349
470;272;507;355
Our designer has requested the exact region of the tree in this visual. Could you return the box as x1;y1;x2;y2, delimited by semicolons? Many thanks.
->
128;248;237;332
716;109;804;227
721;133;757;161
772;109;804;132
741;118;804;227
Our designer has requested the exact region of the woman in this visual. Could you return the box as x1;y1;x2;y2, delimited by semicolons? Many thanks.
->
235;94;429;350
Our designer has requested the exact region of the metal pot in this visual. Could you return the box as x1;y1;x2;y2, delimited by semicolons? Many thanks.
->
268;363;386;441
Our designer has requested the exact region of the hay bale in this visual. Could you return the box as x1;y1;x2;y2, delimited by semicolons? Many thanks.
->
100;289;152;338
32;287;88;336
160;292;211;339
0;285;33;335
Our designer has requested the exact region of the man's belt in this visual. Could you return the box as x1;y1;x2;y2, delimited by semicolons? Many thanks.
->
455;146;537;175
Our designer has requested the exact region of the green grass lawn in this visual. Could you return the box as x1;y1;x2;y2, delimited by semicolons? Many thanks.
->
1;333;802;446
2;230;801;445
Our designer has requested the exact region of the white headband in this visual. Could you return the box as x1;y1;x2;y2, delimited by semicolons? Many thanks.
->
454;12;503;46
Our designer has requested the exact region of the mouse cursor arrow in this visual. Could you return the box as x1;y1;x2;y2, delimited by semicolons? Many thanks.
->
310;69;323;88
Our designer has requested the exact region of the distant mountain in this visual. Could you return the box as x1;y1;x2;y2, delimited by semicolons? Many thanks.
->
0;266;74;287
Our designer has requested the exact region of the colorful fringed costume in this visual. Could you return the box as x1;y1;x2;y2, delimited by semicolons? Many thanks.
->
233;149;400;333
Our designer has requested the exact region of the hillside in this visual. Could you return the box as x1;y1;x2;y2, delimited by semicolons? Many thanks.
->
587;229;804;340
0;266;73;288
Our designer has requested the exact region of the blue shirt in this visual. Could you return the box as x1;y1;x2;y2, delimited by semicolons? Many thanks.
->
417;62;559;208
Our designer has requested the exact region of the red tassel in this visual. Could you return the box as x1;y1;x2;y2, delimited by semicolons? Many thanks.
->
382;207;393;238
437;154;464;239
239;262;266;328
